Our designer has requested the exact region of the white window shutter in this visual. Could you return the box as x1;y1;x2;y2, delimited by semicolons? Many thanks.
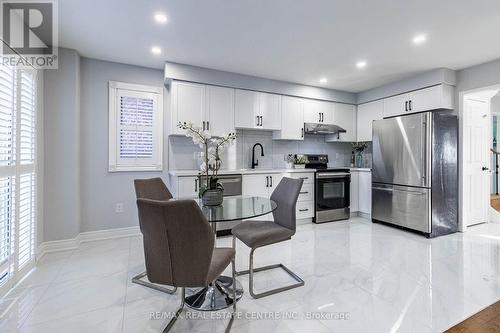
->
108;82;163;172
0;66;37;294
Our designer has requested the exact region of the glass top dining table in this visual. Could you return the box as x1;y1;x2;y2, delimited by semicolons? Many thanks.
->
195;195;277;223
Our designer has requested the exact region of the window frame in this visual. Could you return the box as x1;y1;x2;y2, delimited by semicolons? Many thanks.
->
108;81;164;172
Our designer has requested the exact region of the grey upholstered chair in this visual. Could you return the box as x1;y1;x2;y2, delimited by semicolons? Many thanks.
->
137;198;236;333
133;178;176;294
232;177;304;298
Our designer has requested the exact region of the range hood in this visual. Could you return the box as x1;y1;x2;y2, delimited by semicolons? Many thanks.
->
304;122;346;135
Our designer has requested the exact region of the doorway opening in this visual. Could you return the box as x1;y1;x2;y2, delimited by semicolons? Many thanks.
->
461;85;500;230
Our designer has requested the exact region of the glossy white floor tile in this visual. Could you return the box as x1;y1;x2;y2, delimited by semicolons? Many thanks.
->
3;218;500;332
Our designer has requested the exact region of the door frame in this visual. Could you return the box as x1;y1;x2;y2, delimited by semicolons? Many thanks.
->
459;84;500;231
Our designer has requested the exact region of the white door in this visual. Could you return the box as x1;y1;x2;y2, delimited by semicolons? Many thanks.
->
259;93;281;130
235;89;259;129
326;103;356;142
357;100;383;142
383;93;410;118
205;85;235;136
277;96;304;140
171;82;205;135
463;98;490;227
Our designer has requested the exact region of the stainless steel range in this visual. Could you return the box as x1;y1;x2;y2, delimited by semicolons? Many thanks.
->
302;154;351;223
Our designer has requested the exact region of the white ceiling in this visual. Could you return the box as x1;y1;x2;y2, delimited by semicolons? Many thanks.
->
59;0;500;92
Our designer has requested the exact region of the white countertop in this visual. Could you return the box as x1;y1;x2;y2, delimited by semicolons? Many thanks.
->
169;167;371;177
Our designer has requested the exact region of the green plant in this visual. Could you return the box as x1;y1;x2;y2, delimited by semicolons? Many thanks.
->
351;142;368;153
177;122;237;197
294;155;307;164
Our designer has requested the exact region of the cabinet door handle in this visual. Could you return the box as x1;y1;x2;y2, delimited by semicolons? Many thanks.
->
299;191;308;194
301;128;304;138
299;208;309;212
299;177;308;180
260;116;263;127
405;101;408;112
321;113;324;122
319;113;321;122
195;178;198;192
408;100;412;111
270;176;273;187
256;116;260;127
202;121;205;130
266;176;269;187
207;121;210;130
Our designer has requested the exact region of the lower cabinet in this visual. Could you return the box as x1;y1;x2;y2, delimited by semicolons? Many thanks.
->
171;176;200;198
350;170;371;216
358;171;372;215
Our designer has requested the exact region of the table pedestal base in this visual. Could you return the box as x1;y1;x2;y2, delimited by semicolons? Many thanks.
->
185;276;243;311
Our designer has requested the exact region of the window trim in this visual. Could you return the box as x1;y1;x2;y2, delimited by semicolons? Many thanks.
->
108;81;163;172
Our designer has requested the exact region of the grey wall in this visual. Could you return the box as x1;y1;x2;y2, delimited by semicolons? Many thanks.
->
165;62;356;104
79;58;168;233
456;58;500;94
43;48;81;241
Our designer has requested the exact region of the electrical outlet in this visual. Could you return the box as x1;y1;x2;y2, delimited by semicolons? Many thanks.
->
115;203;124;213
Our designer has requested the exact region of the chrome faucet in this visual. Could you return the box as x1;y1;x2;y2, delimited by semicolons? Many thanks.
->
251;143;264;169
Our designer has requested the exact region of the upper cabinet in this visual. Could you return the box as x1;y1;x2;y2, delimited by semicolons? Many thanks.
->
205;85;235;136
357;100;384;142
303;99;333;124
234;89;281;130
273;96;304;140
171;81;235;136
383;84;454;118
171;81;205;135
325;103;357;142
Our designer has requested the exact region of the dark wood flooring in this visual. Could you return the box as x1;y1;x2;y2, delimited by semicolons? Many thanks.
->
445;301;500;333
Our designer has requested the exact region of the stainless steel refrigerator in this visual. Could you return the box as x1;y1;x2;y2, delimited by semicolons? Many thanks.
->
371;110;458;237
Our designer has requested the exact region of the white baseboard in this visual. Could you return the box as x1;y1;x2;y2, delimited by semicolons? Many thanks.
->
36;226;141;260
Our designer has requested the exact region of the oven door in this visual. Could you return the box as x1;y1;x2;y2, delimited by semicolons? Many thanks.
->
315;172;350;223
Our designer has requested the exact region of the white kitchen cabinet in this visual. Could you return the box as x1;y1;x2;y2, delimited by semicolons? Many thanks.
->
383;93;410;118
171;81;205;135
234;89;281;130
358;171;372;215
273;96;304;140
350;171;359;212
383;84;454;118
205;85;235;136
357;100;384;142
242;173;283;220
171;82;235;136
325;103;357;142
175;176;200;198
303;99;333;124
259;93;282;130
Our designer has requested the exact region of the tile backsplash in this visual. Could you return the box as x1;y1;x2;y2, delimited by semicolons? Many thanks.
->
168;129;372;171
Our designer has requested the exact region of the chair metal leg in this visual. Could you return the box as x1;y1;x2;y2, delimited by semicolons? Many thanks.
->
132;271;177;294
162;288;185;333
233;236;304;299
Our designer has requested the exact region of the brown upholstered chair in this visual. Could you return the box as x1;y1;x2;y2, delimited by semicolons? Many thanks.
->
232;177;304;298
133;178;176;294
137;198;236;332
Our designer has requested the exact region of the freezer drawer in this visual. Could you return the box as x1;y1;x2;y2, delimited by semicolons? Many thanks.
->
372;183;431;233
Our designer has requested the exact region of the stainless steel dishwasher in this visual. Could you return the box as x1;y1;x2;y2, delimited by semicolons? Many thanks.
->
200;174;242;236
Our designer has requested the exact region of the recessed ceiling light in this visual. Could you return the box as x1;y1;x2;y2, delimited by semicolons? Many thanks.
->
319;77;328;84
154;12;167;24
356;60;367;69
151;46;162;55
413;34;427;45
